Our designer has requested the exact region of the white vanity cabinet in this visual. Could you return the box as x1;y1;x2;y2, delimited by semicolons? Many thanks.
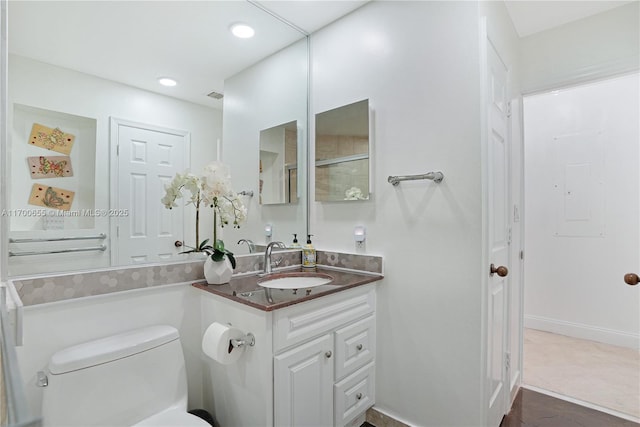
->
273;285;376;427
200;282;378;427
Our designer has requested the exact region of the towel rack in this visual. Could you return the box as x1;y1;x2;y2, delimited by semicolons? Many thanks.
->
238;190;254;197
9;233;107;244
388;171;444;186
9;245;107;257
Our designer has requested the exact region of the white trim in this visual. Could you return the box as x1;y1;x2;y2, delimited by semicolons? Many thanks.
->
510;94;526;404
0;0;8;282
522;55;640;95
524;315;639;349
478;16;490;427
522;384;640;424
369;406;416;427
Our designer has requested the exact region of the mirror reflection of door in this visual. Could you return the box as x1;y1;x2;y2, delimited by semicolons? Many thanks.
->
111;119;189;265
315;99;370;202
259;120;298;205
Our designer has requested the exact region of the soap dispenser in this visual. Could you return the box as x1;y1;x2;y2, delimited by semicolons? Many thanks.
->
302;234;316;268
290;234;301;249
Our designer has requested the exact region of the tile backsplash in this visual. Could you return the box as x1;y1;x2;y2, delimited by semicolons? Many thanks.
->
12;249;382;306
316;250;383;275
13;261;205;306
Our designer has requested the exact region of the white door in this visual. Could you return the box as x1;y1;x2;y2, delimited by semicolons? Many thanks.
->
486;41;510;427
111;119;189;265
274;334;333;427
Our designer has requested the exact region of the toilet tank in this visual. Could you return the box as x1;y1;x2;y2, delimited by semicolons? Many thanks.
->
42;325;189;427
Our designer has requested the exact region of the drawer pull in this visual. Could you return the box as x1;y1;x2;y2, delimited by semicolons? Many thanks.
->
356;344;363;351
356;393;363;400
325;351;332;358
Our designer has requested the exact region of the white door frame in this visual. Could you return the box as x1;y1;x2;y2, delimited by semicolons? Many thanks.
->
0;0;8;281
109;118;191;266
510;96;526;405
518;73;640;406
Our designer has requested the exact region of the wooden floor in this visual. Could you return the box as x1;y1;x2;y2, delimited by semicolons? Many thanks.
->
501;388;640;427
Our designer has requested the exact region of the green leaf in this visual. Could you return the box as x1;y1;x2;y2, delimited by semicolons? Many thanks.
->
198;239;210;251
214;239;225;252
210;249;225;262
226;251;236;269
209;248;236;270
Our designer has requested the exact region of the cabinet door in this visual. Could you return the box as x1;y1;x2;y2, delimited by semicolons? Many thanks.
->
275;334;334;427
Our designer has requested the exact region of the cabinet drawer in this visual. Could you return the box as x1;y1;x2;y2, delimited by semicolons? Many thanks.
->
334;362;375;427
334;314;375;380
274;286;375;351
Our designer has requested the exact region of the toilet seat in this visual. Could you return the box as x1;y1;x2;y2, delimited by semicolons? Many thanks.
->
133;409;210;426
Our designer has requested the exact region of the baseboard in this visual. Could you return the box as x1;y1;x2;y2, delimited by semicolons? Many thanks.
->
366;407;413;427
524;315;639;349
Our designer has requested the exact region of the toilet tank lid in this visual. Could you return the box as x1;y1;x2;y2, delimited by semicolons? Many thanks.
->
49;325;180;374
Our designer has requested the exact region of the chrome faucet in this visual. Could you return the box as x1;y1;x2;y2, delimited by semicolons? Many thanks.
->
263;241;286;275
237;239;256;253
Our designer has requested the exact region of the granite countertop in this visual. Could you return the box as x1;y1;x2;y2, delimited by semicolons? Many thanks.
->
192;266;383;311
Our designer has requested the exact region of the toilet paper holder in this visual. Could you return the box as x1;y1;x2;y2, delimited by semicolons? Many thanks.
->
230;332;255;350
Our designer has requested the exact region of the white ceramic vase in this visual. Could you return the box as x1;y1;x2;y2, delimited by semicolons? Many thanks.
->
203;256;234;285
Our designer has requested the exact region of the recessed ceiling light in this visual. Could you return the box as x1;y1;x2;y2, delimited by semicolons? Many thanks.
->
158;77;177;87
231;23;255;39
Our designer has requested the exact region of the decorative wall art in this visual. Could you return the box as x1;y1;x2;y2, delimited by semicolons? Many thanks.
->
28;123;75;155
27;156;73;178
28;184;75;211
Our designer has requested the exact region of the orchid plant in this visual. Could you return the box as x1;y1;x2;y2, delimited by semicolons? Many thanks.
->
161;161;247;268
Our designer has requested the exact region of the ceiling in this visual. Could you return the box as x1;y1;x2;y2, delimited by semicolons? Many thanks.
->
8;1;633;109
8;1;366;109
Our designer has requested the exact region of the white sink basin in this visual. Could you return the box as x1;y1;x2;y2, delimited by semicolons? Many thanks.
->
257;272;333;289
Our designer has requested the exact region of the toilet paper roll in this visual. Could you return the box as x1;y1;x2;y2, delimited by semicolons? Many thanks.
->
202;322;245;364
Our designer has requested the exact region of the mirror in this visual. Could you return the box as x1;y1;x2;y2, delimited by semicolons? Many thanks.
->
221;38;308;255
315;99;370;201
259;121;299;205
5;1;308;276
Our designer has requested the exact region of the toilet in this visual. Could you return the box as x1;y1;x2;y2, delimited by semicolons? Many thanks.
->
40;325;210;426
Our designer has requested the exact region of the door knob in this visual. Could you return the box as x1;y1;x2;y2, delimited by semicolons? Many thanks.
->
624;273;639;286
174;240;183;248
490;264;508;277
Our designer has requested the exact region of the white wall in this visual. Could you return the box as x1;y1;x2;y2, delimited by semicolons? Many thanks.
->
8;55;222;275
520;2;640;93
15;284;205;419
310;2;486;425
523;73;640;348
222;39;307;254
